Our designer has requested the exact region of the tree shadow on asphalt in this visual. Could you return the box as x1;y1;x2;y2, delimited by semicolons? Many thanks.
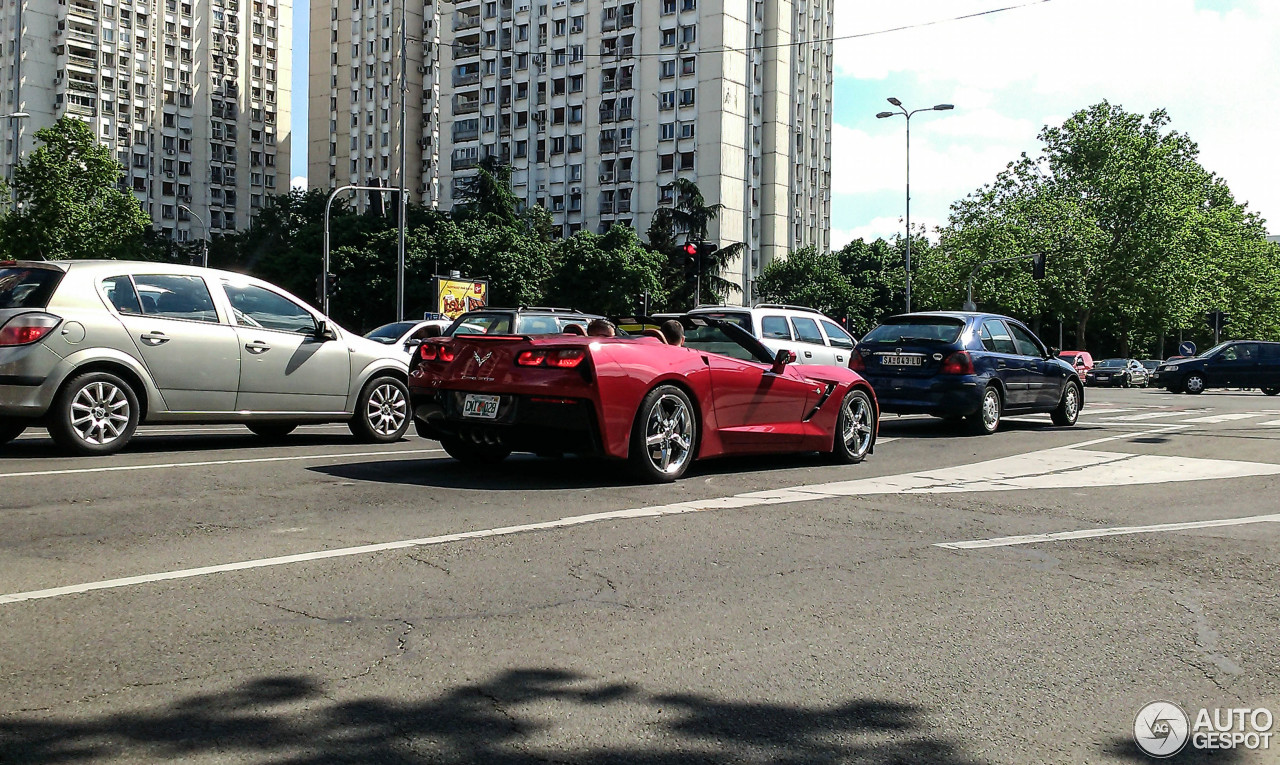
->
1102;736;1246;763
0;668;987;764
876;416;1099;440
310;451;848;491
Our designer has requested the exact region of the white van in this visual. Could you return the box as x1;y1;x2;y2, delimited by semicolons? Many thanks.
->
686;304;857;366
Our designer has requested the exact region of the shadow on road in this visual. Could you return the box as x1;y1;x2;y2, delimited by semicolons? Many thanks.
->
0;668;987;764
1102;736;1245;763
0;431;393;460
310;451;834;491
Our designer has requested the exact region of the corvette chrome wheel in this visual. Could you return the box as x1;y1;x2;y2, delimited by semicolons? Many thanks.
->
827;389;876;464
630;385;698;482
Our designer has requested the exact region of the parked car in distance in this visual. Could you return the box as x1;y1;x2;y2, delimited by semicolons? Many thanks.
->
1086;358;1149;388
1139;359;1161;377
0;260;412;455
1149;341;1280;395
365;319;453;360
852;312;1083;435
445;307;603;337
686;304;857;366
408;314;877;482
1058;350;1094;381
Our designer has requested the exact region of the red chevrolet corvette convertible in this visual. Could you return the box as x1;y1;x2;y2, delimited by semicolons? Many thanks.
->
407;315;877;481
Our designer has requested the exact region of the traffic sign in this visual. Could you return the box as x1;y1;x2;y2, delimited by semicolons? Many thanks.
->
1179;341;1196;357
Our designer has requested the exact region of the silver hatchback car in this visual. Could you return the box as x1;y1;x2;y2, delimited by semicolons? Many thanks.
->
0;260;412;455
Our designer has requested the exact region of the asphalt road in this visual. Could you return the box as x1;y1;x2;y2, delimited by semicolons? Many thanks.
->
1;387;1278;764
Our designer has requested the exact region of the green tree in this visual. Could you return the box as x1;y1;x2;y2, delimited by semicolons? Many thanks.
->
0;117;151;260
646;178;744;306
923;101;1275;352
755;247;862;321
544;226;666;315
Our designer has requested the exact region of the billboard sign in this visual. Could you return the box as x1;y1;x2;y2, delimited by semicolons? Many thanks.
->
434;276;489;320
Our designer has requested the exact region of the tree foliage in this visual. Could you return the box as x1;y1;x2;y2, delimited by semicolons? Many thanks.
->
918;101;1280;354
646;178;743;307
545;226;666;315
0;117;151;260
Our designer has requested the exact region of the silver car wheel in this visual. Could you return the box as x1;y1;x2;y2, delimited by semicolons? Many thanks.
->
982;388;1001;430
1185;374;1205;394
644;393;694;475
365;382;408;437
1064;384;1079;422
70;381;131;446
842;394;875;458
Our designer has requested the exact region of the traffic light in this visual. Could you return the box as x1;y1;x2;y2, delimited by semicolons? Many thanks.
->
1206;310;1229;330
316;273;338;305
680;242;698;281
326;273;339;295
1032;252;1046;281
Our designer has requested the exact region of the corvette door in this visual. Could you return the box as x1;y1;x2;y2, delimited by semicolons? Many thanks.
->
705;355;818;451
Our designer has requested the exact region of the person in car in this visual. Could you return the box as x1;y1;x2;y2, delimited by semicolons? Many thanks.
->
659;319;685;347
587;319;617;337
563;323;587;336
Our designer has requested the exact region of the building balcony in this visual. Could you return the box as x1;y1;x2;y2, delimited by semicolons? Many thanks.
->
454;44;480;59
453;100;480;115
598;200;614;214
616;199;631;213
599;139;616;153
452;155;478;171
453;72;480;86
453;126;479;141
453;14;479;30
67;1;98;19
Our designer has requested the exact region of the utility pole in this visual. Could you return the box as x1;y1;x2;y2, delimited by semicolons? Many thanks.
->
395;0;409;322
323;184;396;315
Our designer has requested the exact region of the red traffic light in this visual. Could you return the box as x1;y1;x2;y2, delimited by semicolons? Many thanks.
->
682;243;698;257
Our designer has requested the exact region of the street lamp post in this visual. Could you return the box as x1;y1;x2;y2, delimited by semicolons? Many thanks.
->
3;112;31;209
876;99;953;314
177;204;208;268
323;184;393;316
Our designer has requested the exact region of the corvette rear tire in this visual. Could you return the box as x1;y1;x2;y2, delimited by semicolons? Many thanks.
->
1263;387;1279;397
827;389;875;464
630;385;697;483
966;386;1002;436
441;436;511;464
1051;381;1081;427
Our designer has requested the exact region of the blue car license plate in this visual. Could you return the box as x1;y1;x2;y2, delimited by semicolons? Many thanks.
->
879;355;922;366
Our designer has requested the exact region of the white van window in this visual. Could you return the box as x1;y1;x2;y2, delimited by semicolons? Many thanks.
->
820;320;854;349
791;316;824;344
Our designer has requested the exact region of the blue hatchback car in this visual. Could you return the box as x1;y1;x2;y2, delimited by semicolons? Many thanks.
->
851;312;1084;434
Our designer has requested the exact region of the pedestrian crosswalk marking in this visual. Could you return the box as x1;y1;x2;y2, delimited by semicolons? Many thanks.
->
1180;413;1266;424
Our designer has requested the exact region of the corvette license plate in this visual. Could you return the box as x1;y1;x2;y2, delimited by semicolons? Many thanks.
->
880;355;922;366
462;394;501;419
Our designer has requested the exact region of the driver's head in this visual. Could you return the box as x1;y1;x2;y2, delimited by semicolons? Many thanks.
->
659;319;685;347
587;319;616;337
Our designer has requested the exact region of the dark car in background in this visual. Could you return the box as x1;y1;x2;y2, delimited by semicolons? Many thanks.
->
852;312;1083;434
1150;341;1280;395
1086;358;1149;388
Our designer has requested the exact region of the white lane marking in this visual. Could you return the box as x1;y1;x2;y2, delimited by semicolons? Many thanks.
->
3;424;1265;606
0;448;444;479
1181;413;1265;424
1099;410;1210;422
936;514;1280;550
1260;419;1280;427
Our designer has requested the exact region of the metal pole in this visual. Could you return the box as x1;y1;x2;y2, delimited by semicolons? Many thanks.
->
178;204;207;268
904;114;911;313
322;183;390;315
396;0;408;322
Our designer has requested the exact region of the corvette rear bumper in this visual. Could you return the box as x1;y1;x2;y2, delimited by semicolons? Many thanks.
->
412;390;604;455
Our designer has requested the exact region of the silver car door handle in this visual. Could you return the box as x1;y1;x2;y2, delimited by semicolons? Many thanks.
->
836;355;845;362
140;332;169;346
245;341;271;355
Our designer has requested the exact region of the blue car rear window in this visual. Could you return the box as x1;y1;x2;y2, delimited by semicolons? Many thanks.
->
862;319;963;344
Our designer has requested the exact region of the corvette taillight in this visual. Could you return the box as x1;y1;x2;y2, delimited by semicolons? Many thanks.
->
849;352;867;372
0;313;60;347
941;350;975;375
517;349;586;368
419;342;455;362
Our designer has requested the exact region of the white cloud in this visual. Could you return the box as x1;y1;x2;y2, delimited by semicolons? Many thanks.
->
830;121;1020;197
831;215;944;249
831;0;1280;226
291;175;308;191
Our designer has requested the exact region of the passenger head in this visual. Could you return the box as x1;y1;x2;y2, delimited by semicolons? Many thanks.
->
659;319;685;347
563;323;587;336
587;319;616;337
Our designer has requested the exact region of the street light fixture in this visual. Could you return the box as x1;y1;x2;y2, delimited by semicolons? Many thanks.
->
3;112;31;209
876;98;955;313
177;204;208;268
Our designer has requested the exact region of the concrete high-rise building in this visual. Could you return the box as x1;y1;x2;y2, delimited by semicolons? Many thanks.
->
310;0;832;301
0;0;291;241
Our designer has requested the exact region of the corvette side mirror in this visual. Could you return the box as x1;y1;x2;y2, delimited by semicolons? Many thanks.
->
771;348;795;373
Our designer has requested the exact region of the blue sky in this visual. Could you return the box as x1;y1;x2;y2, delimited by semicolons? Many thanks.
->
293;1;1280;243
